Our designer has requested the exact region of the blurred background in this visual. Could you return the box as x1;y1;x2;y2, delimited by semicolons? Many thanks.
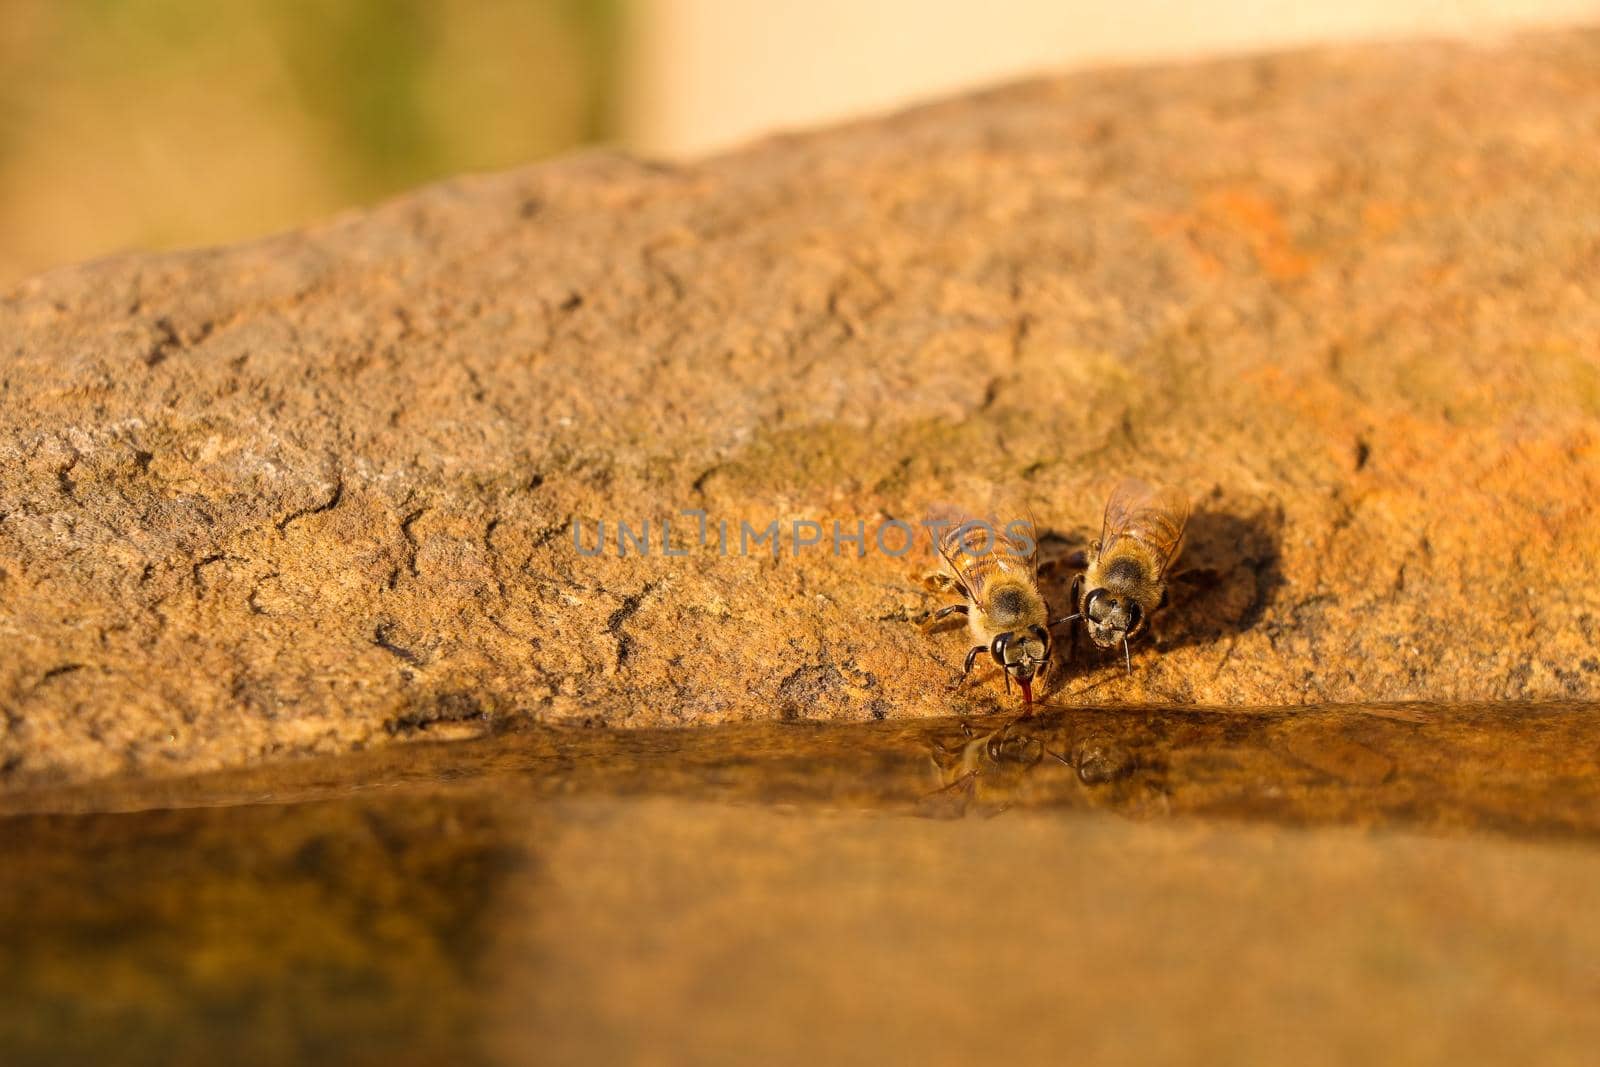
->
0;0;1594;286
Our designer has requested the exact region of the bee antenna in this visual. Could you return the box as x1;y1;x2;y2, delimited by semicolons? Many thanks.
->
1049;614;1080;627
1123;634;1133;676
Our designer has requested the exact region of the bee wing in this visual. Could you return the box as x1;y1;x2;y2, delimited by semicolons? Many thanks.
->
924;503;984;583
1099;478;1190;573
1019;503;1041;572
925;503;1039;603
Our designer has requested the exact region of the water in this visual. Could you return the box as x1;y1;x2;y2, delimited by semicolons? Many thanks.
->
3;703;1599;1066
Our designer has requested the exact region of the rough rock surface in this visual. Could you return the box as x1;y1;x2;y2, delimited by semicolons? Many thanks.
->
3;32;1599;789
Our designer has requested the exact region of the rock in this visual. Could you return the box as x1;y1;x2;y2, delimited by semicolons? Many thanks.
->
3;32;1599;790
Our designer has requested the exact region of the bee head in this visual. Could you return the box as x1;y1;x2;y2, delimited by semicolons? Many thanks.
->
990;625;1051;704
1082;588;1144;648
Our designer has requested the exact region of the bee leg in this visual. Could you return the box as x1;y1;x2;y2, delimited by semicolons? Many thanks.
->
948;643;990;696
922;602;969;633
989;634;1015;696
920;570;957;593
1062;574;1084;664
1047;583;1079;630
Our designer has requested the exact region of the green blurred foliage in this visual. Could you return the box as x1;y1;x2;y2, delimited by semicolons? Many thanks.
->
0;0;621;281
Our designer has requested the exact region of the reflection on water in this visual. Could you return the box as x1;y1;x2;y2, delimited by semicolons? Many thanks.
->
3;704;1599;1065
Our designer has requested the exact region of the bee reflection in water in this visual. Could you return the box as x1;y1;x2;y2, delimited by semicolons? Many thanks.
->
920;713;1139;819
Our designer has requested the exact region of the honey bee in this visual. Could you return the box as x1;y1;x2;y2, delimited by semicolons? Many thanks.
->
924;505;1053;704
1073;479;1190;673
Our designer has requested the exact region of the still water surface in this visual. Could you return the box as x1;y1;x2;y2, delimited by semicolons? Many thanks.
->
3;703;1598;1065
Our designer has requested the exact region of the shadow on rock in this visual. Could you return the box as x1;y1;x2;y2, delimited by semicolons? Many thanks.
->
1158;505;1286;652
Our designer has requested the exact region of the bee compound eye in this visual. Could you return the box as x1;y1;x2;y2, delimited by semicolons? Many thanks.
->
1126;602;1143;629
1085;589;1110;621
